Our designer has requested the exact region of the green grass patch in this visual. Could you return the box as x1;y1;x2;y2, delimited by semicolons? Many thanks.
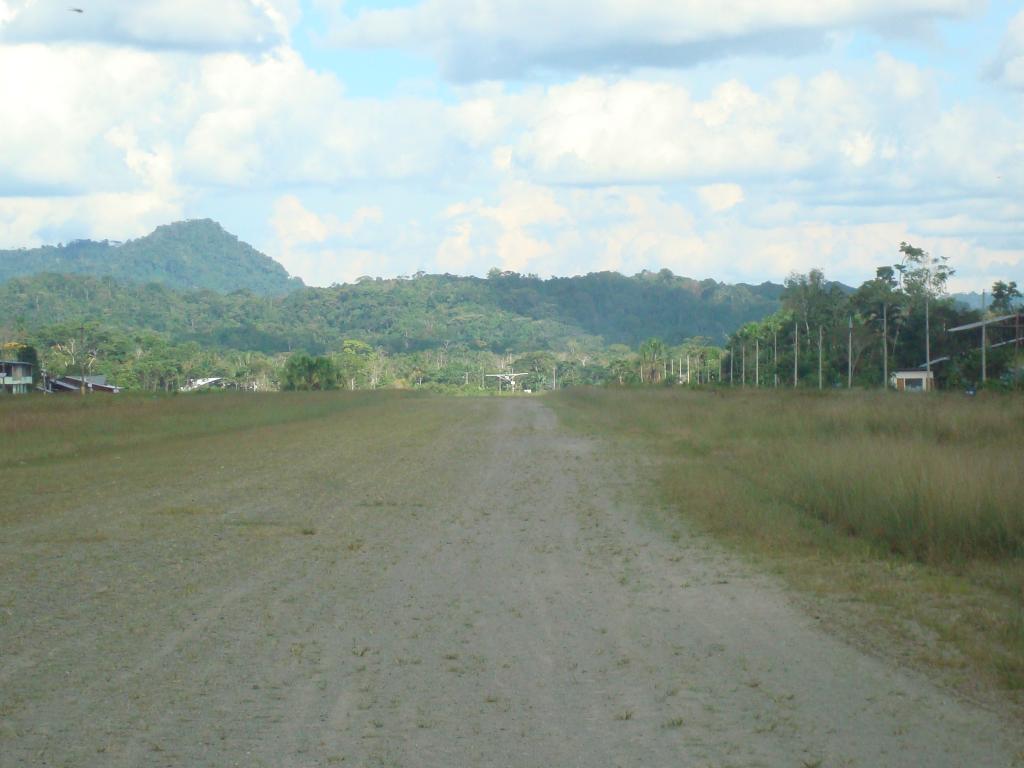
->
0;390;420;468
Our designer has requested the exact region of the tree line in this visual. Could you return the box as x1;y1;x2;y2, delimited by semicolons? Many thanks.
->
724;244;1021;390
2;243;1019;393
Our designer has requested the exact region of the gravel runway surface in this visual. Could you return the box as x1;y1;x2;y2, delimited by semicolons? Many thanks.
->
1;397;1020;766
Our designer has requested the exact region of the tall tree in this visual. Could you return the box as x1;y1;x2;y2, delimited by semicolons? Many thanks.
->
638;337;667;383
853;266;904;387
990;280;1021;314
283;352;338;391
896;242;953;373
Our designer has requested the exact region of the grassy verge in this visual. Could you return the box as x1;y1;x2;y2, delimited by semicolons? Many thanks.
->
550;387;1024;701
0;390;420;468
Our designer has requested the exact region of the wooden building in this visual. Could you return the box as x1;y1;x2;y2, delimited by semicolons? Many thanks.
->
891;369;935;392
0;360;33;394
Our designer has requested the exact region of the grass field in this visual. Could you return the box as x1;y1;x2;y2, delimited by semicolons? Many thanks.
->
550;387;1024;694
0;390;421;468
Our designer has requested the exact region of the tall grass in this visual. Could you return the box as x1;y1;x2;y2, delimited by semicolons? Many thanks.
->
552;387;1024;692
555;387;1024;567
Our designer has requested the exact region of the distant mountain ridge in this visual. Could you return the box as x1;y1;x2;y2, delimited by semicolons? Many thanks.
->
0;219;301;295
0;270;784;354
0;218;788;351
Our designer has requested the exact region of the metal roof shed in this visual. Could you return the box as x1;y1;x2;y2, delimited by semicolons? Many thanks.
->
891;369;935;392
949;311;1023;385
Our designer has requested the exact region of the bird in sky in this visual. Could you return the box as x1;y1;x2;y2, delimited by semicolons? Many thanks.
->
69;7;84;12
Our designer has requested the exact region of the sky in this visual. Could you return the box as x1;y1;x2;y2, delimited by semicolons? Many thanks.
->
0;1;1022;291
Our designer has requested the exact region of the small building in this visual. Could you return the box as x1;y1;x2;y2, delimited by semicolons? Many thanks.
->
1;360;33;394
42;373;121;394
891;369;935;392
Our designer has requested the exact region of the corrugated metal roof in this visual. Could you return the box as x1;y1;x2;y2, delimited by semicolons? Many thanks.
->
989;336;1024;350
949;313;1021;332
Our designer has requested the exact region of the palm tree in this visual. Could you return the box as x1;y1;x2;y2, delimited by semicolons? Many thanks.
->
639;337;666;383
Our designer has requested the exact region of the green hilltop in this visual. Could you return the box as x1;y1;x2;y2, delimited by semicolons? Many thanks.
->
0;219;302;296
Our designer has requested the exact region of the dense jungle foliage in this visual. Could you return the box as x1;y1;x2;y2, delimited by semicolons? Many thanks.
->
0;221;1019;392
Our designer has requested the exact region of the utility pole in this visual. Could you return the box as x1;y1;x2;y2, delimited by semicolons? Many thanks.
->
79;324;86;395
925;291;931;380
718;355;722;384
686;355;691;385
793;322;799;388
741;345;746;386
755;338;759;388
773;330;778;388
981;290;987;386
847;316;853;389
1016;311;1021;390
818;325;823;390
729;348;733;385
552;365;557;391
882;302;888;389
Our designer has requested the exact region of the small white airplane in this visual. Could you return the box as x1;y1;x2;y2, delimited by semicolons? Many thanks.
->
486;370;529;392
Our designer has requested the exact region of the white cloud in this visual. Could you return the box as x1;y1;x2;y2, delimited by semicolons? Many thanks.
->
0;41;187;245
436;220;475;271
329;0;979;80
0;44;176;194
0;191;182;248
491;146;513;172
505;75;867;184
425;182;1024;290
438;182;567;272
465;62;1023;202
875;52;932;101
269;195;386;285
0;0;297;52
840;132;876;167
433;186;711;278
989;10;1024;90
0;40;447;242
271;194;330;246
0;7;1020;292
699;183;744;213
271;195;382;244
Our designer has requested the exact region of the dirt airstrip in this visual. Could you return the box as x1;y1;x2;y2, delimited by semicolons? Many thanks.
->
1;397;1020;766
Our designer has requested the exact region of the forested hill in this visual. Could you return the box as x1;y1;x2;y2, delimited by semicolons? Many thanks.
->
0;219;301;295
1;269;782;354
